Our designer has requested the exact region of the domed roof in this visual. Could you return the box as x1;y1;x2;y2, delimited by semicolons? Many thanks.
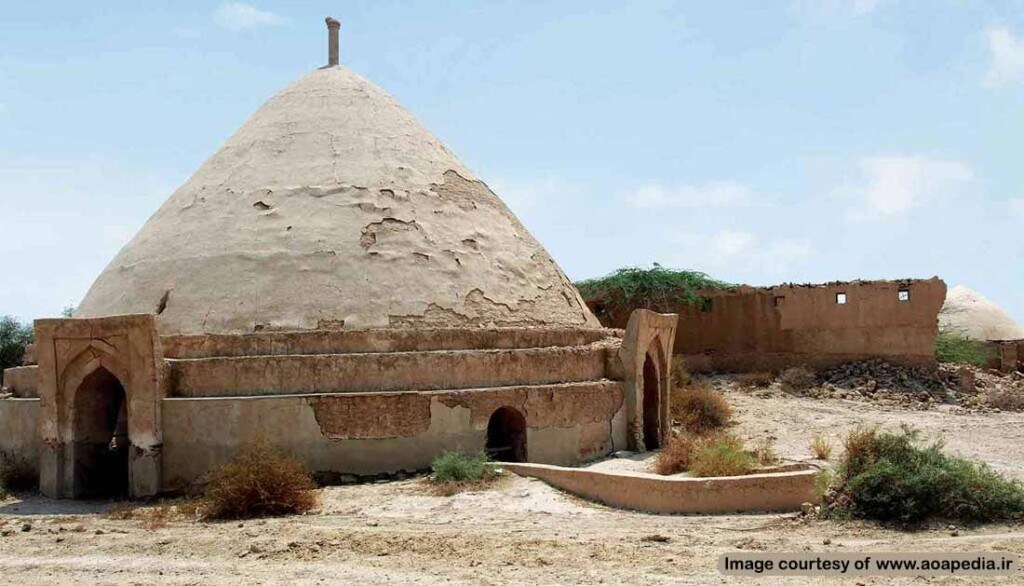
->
939;285;1024;341
76;63;598;334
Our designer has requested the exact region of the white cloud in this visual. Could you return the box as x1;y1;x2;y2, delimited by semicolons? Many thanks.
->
1011;199;1024;218
985;27;1024;88
625;180;754;209
850;155;973;218
794;0;888;17
672;230;813;276
214;3;286;32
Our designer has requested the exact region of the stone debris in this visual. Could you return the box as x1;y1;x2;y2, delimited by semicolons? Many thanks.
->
728;359;1024;412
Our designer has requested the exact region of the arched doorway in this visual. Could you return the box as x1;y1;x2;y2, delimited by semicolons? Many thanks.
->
486;407;527;462
642;353;661;451
72;367;129;498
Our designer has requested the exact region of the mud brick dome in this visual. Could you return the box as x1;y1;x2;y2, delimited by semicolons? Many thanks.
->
75;61;599;334
0;18;676;499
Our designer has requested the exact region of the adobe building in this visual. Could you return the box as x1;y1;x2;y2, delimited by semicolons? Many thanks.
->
589;278;946;373
0;19;677;499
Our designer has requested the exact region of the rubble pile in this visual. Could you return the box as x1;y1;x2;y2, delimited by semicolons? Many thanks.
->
725;359;1024;412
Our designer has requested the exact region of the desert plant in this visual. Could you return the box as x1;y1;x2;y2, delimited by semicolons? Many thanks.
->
671;381;733;434
936;331;994;367
653;434;699;475
810;436;833;460
0;450;37;494
822;426;1024;525
431;451;493;483
689;434;757;478
736;372;775;390
576;265;735;314
751;437;779;465
0;316;33;373
671;357;692;388
202;440;319;520
779;366;816;394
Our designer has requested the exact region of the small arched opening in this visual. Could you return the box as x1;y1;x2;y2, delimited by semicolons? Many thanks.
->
485;407;527;462
72;367;129;498
642;353;661;451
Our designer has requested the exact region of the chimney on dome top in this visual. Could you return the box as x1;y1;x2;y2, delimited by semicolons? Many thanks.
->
325;17;341;67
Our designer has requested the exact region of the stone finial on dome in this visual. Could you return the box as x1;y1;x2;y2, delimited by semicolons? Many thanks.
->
325;17;341;67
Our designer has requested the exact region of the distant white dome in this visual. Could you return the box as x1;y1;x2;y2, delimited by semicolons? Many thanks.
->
939;285;1024;341
76;66;598;334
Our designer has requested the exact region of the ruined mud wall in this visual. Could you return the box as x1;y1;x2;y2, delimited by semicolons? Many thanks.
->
589;278;946;373
161;382;627;490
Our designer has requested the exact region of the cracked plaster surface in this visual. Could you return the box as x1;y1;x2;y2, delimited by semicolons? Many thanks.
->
76;67;598;334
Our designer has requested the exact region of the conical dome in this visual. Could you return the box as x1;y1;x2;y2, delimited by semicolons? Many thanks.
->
939;285;1024;341
76;66;598;334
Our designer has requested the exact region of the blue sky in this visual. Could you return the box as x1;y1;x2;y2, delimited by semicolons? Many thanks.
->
1;1;1022;324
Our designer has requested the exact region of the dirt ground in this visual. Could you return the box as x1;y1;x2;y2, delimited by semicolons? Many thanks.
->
4;389;1024;584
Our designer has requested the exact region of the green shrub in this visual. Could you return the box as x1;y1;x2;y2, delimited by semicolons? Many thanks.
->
576;265;735;314
0;316;34;373
689;434;757;478
823;426;1024;525
432;451;493;483
654;434;699;475
671;381;733;434
936;331;993;367
202;440;319;520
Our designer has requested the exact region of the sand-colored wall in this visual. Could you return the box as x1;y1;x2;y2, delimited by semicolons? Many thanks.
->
169;344;612;397
592;279;946;372
161;381;626;491
503;462;817;514
161;328;615;359
2;366;38;398
0;398;40;466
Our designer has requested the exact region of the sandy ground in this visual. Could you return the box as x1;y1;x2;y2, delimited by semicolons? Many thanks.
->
4;391;1024;584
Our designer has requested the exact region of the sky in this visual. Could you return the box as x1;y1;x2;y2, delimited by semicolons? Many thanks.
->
1;1;1022;325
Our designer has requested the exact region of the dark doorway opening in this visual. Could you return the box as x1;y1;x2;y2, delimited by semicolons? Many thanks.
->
72;367;129;498
642;354;661;451
486;407;527;462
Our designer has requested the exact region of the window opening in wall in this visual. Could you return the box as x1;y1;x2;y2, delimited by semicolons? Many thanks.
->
898;290;910;302
836;293;847;305
774;296;785;307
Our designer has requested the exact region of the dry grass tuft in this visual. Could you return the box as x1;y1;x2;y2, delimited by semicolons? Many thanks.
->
779;366;817;394
689;434;757;478
671;380;733;434
736;372;776;390
810;436;833;460
653;434;699;475
202;440;319;520
751;437;779;465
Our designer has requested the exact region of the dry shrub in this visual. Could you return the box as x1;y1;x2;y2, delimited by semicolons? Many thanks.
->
202;441;319;520
653;434;698;475
752;437;779;465
779;366;816;394
671;356;692;388
655;433;757;477
986;387;1024;411
671;380;733;434
689;434;757;478
0;450;37;494
810;436;833;460
736;372;775;390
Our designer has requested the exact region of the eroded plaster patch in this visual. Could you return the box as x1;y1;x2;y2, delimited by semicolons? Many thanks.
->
307;394;432;439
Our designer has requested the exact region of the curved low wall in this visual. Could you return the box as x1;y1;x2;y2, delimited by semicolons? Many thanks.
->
502;462;817;514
